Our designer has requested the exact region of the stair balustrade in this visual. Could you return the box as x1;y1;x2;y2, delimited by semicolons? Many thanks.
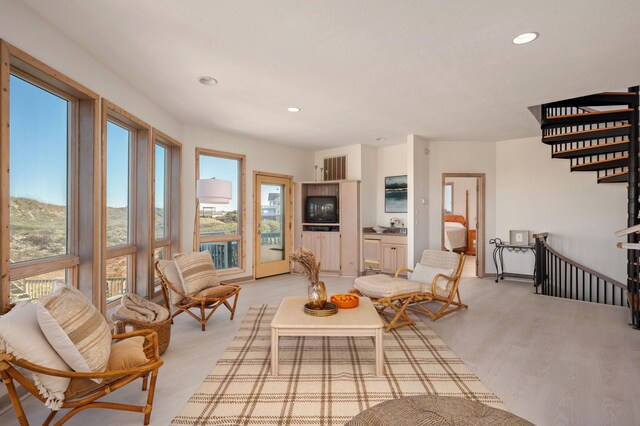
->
534;233;627;307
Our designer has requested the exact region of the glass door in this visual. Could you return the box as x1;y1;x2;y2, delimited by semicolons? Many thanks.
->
254;173;292;278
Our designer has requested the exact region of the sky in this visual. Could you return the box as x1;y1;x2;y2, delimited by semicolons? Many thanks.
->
10;74;166;209
10;73;252;213
199;155;239;212
9;74;69;206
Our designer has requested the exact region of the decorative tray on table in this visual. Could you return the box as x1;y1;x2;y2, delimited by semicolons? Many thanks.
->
304;302;338;317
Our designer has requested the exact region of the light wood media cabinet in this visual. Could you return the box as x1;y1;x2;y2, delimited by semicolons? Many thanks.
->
293;180;361;277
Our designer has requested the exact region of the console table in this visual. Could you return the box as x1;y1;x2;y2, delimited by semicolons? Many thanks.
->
489;238;536;283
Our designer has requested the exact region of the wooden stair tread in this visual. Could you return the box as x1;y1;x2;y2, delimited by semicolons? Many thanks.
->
553;140;629;158
599;92;638;96
544;124;631;139
598;170;628;183
571;155;628;169
543;124;631;145
546;108;633;120
554;140;629;154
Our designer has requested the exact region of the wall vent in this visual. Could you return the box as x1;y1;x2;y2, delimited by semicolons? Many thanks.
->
323;155;347;181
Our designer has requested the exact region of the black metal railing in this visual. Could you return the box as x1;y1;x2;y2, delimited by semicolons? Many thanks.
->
534;233;627;307
626;86;640;328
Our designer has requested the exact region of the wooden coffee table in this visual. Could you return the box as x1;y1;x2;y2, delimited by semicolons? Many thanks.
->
271;296;385;377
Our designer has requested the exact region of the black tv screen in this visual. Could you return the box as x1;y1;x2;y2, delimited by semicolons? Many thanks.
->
305;196;338;223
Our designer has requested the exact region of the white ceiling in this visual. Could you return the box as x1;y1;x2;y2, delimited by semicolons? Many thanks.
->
20;0;640;148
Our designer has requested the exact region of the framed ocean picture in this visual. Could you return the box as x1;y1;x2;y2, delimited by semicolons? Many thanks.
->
385;175;407;213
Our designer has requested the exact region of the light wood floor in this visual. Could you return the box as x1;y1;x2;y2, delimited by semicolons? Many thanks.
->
1;274;638;426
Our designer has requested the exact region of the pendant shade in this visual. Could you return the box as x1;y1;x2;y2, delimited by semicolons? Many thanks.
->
196;178;232;204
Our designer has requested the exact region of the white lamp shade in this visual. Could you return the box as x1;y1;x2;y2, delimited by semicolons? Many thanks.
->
196;178;232;204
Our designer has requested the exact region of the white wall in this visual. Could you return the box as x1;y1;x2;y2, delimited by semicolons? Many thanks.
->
181;124;314;279
377;143;409;227
496;136;627;282
428;141;497;273
360;145;378;227
408;135;430;265
446;177;477;229
0;0;183;140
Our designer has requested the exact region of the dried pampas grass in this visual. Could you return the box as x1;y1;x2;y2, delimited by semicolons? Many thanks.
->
290;248;321;284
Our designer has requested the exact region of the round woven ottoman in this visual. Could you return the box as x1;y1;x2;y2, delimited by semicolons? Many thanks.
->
346;395;533;426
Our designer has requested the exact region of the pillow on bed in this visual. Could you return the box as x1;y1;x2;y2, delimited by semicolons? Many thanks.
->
445;221;465;229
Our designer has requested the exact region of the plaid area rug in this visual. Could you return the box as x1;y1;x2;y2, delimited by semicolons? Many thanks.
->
171;305;503;426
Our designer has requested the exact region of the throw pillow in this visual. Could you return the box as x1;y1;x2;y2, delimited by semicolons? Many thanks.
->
0;302;71;410
173;251;220;296
108;336;148;371
157;259;187;305
408;263;454;292
37;286;111;383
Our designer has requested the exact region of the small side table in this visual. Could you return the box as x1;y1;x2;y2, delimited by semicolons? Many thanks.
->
489;238;536;283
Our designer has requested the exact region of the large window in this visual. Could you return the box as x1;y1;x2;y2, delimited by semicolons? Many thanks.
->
152;130;181;293
104;117;136;303
0;40;180;313
106;121;133;247
101;99;154;307
196;149;245;273
6;73;77;303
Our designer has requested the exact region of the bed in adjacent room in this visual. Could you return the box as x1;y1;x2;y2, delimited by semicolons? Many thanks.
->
444;215;467;252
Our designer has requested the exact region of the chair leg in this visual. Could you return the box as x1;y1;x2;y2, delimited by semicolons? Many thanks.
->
141;373;149;391
230;292;239;320
43;410;57;426
377;297;415;332
143;369;160;426
200;303;206;331
430;294;468;321
1;370;29;426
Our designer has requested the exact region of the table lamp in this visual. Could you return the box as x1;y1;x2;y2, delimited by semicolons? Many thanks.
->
193;178;232;251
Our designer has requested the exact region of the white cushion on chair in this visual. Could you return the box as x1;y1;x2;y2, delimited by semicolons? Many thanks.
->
408;263;454;292
157;260;185;305
0;302;71;410
419;249;461;271
354;275;420;298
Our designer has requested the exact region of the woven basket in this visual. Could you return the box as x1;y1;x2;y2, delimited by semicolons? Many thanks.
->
113;316;171;356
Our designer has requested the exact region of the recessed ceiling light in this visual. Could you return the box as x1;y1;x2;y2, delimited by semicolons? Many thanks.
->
287;107;301;112
198;76;218;86
376;138;386;141
512;32;539;45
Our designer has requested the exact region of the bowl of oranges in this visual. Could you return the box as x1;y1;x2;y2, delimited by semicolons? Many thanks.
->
330;293;359;309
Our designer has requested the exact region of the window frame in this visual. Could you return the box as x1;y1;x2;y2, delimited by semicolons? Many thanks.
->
101;99;151;310
0;40;182;312
0;40;99;309
195;148;246;276
151;129;181;296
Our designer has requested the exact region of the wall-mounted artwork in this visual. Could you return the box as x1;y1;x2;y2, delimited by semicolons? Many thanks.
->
385;175;408;213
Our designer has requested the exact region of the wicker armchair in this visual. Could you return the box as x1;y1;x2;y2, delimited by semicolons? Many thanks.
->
155;260;241;331
351;249;467;331
0;329;163;426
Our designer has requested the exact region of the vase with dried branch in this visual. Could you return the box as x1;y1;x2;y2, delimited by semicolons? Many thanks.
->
290;248;327;309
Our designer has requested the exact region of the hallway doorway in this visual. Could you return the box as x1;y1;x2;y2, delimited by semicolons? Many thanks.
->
441;173;485;277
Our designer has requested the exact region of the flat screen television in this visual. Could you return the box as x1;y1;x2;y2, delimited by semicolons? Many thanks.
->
305;196;338;223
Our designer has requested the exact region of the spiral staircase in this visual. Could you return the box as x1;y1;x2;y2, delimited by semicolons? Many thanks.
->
537;86;640;327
